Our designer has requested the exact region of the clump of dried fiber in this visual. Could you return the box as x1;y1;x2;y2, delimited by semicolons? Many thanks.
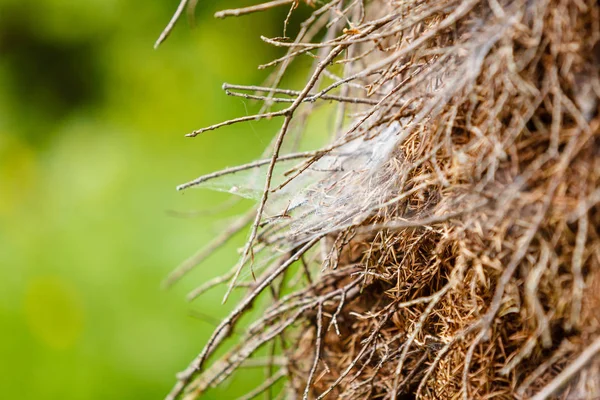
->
157;0;600;399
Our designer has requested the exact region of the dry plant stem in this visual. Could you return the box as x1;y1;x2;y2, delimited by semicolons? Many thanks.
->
187;310;227;329
326;288;345;335
333;36;355;138
360;201;487;234
339;344;379;396
185;253;275;302
215;0;293;19
235;368;288;400
501;310;556;375
265;269;288;400
397;350;430;391
291;1;345;132
163;210;254;288
530;336;600;400
516;341;575;396
186;111;288;137
166;236;321;400
238;357;287;368
176;151;317;191
303;302;323;400
282;1;295;38
569;213;588;328
569;187;600;221
186;265;240;301
271;157;318;192
301;256;314;286
186;0;198;26
154;0;189;49
223;84;383;106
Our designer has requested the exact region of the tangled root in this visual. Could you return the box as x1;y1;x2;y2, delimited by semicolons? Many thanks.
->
159;0;600;399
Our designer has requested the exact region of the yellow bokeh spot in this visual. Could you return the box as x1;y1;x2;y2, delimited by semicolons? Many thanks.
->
24;276;84;350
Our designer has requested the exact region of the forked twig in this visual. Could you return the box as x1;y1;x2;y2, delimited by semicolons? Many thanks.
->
215;0;294;19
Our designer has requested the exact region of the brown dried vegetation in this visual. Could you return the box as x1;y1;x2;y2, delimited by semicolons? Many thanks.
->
158;0;600;399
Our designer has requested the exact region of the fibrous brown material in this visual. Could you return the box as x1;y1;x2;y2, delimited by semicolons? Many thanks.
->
159;0;600;399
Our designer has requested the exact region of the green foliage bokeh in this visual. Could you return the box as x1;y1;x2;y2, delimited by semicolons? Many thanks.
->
0;0;308;397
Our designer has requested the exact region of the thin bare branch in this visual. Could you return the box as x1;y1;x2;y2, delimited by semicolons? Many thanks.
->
215;0;294;19
155;0;189;49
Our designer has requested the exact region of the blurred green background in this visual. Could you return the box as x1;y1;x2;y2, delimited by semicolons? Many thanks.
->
0;0;313;398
